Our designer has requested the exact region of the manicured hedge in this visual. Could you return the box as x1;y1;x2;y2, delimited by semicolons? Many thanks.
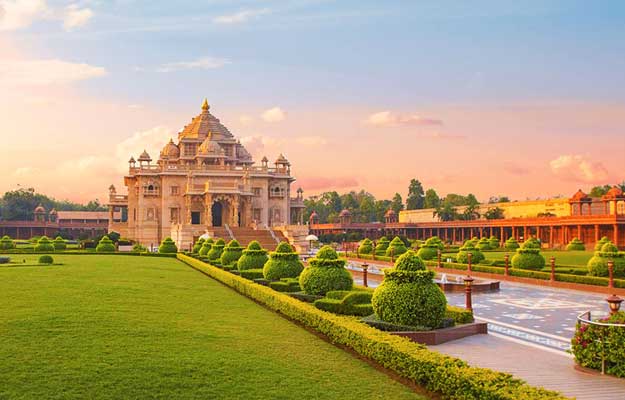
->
95;236;115;253
0;235;16;250
566;238;585;251
38;255;54;264
385;236;408;257
374;236;389;256
207;238;225;261
263;242;304;281
511;239;545;270
456;241;485;264
416;237;442;260
595;236;610;251
300;245;352;295
220;239;243;266
237;240;268;271
199;238;214;256
35;236;55;252
192;238;205;254
358;238;373;255
477;238;492;251
178;254;566;400
587;242;625;277
158;237;178;254
488;236;500;249
314;290;374;316
504;238;520;250
53;236;67;251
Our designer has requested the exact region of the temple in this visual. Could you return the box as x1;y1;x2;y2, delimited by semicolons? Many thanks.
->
310;188;625;248
107;99;306;248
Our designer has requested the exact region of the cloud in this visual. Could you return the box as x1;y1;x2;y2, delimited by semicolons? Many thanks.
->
156;57;230;73
420;132;466;140
549;154;609;183
297;176;359;191
0;0;48;31
295;136;327;146
0;58;106;86
115;126;174;164
240;135;285;157
503;162;530;175
63;4;93;31
261;107;286;122
13;166;39;176
365;111;443;127
238;115;253;125
213;8;270;24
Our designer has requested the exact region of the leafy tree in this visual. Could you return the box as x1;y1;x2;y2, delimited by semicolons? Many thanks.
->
488;196;510;203
459;194;480;220
434;203;458;221
406;179;425;210
424;189;440;209
484;207;505;220
390;193;404;214
589;185;612;197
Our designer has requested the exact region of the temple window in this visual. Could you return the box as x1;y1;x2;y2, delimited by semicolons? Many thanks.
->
170;186;179;196
253;187;262;197
269;186;285;198
170;208;179;223
183;143;197;156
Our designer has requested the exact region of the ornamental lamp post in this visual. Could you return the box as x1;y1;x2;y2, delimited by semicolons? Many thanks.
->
467;252;473;274
608;260;615;289
504;253;510;276
550;257;556;282
464;275;475;312
362;262;369;288
606;294;623;315
437;249;442;268
390;247;395;263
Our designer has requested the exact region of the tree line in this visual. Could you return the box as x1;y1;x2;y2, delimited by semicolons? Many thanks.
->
0;188;106;221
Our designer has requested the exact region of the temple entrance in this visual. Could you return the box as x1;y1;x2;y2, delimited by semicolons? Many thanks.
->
211;202;223;227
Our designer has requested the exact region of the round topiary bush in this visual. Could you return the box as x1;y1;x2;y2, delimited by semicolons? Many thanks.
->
158;237;178;254
35;236;55;252
504;237;520;250
299;245;352;295
221;239;244;266
595;236;610;251
374;237;389;256
587;242;625;277
456;241;485;264
199;238;214;256
476;237;491;251
207;238;225;261
52;236;67;251
95;236;116;253
237;240;269;271
372;251;447;329
192;238;205;253
38;255;54;264
511;239;546;270
416;237;443;260
488;236;500;249
358;238;373;254
263;241;304;280
566;237;586;251
0;235;15;250
385;236;408;257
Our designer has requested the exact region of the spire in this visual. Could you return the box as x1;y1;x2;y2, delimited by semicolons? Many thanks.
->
201;98;209;111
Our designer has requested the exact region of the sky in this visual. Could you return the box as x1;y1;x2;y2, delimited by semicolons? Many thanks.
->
1;0;624;204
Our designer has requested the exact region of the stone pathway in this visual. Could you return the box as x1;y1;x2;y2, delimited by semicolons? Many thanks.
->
434;334;625;400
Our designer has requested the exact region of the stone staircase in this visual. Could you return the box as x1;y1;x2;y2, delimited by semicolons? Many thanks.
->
209;227;233;241
228;227;286;251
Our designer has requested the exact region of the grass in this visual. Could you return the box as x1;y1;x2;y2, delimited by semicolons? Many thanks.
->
0;254;425;400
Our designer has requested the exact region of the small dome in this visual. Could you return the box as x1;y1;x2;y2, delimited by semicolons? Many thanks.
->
34;204;46;213
570;189;589;201
297;187;303;193
128;156;136;163
198;136;225;157
275;153;290;165
261;156;268;163
385;209;397;217
603;186;624;199
339;209;351;217
160;139;180;159
138;150;152;162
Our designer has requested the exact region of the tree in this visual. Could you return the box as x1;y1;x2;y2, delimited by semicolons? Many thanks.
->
390;193;404;214
488;196;510;204
589;185;612;197
484;207;505;220
424;189;440;209
406;179;425;210
434;203;458;221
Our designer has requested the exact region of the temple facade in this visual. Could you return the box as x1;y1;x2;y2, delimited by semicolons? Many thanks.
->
108;100;305;248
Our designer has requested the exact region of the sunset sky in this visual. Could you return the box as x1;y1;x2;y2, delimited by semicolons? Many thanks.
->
1;1;624;204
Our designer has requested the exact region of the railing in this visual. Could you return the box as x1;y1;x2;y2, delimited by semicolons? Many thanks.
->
576;310;625;374
130;163;291;176
263;223;281;244
224;224;235;241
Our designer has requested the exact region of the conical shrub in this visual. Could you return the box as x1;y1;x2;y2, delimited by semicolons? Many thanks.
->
456;240;485;264
358;238;373;254
199;238;214;256
53;236;67;251
35;236;55;252
299;245;352;295
207;238;225;261
95;236;115;252
237;240;269;271
221;239;244;266
263;242;303;280
158;237;178;254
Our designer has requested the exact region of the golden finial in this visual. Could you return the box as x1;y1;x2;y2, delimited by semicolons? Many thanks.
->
201;98;209;111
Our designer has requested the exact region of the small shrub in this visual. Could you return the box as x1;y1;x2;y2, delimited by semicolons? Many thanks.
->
158;237;178;254
220;239;244;266
207;238;225;261
488;236;500;249
34;236;55;252
374;236;390;255
95;236;116;252
264;242;304;281
239;268;264;280
358;238;373;254
587;242;625;277
52;236;67;251
456;241;485;264
385;236;408;257
38;255;54;264
0;235;15;250
416;237;443;260
314;290;374;316
299;245;352;295
192;238;205;253
595;236;610;251
511;239;546;270
237;240;268;271
372;251;447;329
0;256;11;264
566;237;586;251
132;243;147;253
572;311;625;377
199;238;214;256
476;237;492;251
504;237;520;250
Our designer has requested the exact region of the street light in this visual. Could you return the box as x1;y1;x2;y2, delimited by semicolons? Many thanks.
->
608;260;615;289
467;252;473;274
437;249;442;268
362;262;369;288
504;253;510;276
550;256;556;282
606;294;623;315
464;275;475;312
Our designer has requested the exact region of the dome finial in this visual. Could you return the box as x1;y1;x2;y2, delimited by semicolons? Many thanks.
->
201;98;209;111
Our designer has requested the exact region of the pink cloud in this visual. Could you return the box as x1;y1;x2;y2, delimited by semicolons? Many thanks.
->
549;154;609;183
503;162;531;175
365;111;443;127
298;176;359;191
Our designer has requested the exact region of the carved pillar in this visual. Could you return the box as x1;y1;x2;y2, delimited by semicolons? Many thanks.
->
205;194;213;227
185;195;192;224
232;195;240;227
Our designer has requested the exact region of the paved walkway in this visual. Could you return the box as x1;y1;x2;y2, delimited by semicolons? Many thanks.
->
434;334;625;400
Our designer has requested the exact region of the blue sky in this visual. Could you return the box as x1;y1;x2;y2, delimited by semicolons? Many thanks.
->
1;0;624;202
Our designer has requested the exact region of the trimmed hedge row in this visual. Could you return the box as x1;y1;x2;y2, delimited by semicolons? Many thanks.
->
177;254;566;400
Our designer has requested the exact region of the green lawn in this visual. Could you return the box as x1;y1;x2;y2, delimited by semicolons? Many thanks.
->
0;255;425;400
